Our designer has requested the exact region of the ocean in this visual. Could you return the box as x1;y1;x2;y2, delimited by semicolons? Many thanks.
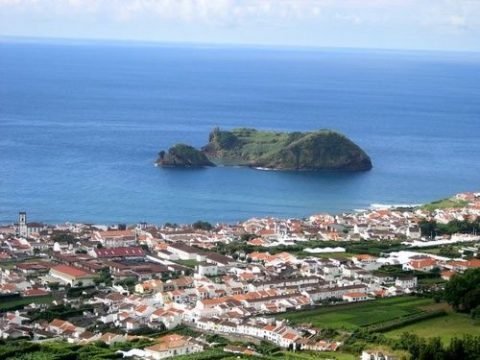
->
1;39;480;224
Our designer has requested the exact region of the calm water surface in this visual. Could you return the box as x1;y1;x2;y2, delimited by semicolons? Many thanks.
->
1;40;479;224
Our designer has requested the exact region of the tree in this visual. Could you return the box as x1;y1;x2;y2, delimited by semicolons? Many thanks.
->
419;337;444;360
444;268;480;312
257;340;280;355
49;283;59;291
439;246;458;258
51;232;76;243
240;233;256;242
471;306;480;320
420;220;437;239
447;337;466;360
419;219;480;238
192;221;213;231
398;332;424;359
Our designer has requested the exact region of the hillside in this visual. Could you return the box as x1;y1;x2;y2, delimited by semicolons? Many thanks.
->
156;144;215;167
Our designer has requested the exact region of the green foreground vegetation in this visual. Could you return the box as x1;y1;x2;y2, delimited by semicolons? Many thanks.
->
0;295;53;312
276;351;356;359
385;312;480;343
215;239;410;259
2;295;480;360
277;296;438;330
0;338;155;360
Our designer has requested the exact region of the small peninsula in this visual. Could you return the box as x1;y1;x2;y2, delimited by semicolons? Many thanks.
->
156;128;372;171
156;144;214;167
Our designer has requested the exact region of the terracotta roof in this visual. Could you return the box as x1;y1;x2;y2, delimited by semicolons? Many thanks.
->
354;254;378;261
410;258;437;269
344;292;368;298
16;262;53;270
466;259;480;268
98;229;135;237
95;246;145;258
51;264;91;278
283;332;298;340
145;334;190;352
50;319;65;328
441;270;455;279
23;288;49;297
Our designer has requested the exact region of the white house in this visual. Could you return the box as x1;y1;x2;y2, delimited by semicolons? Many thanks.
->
196;262;219;277
342;292;371;302
144;334;203;360
149;309;183;329
361;350;398;360
167;243;205;261
49;265;96;287
395;276;417;290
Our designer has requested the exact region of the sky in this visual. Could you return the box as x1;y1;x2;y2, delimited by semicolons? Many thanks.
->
1;0;480;51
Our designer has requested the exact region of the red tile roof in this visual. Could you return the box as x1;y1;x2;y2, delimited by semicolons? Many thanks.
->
410;258;437;269
23;288;50;297
344;292;368;298
98;229;135;238
51;264;91;278
95;246;145;258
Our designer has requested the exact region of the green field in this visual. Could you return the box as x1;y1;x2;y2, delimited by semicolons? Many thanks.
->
296;252;356;260
385;312;480;343
0;295;53;311
276;351;356;360
174;259;202;268
420;197;469;211
277;296;437;330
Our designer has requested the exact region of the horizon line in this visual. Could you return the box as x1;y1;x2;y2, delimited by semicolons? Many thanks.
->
2;34;480;55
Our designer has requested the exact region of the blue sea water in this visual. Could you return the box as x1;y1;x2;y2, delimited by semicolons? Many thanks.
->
1;39;480;224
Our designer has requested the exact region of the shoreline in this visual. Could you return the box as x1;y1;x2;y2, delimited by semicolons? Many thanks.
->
1;192;472;227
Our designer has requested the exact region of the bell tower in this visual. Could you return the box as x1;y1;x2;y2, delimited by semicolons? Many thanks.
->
18;211;28;238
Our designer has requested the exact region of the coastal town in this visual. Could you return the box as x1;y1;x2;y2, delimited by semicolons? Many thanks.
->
1;192;480;359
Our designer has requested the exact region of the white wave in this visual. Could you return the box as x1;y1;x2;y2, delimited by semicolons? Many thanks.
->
370;203;422;210
254;167;278;171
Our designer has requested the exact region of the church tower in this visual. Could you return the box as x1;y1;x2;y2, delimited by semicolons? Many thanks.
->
18;211;28;238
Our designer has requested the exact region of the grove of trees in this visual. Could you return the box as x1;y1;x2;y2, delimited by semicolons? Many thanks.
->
444;268;480;313
420;219;480;239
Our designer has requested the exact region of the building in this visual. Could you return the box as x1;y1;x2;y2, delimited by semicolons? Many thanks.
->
16;212;45;238
89;246;145;260
167;243;206;261
144;334;203;360
361;350;398;360
404;257;437;272
49;265;97;287
342;292;370;302
92;229;137;248
196;262;219;277
395;276;417;290
18;212;27;238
